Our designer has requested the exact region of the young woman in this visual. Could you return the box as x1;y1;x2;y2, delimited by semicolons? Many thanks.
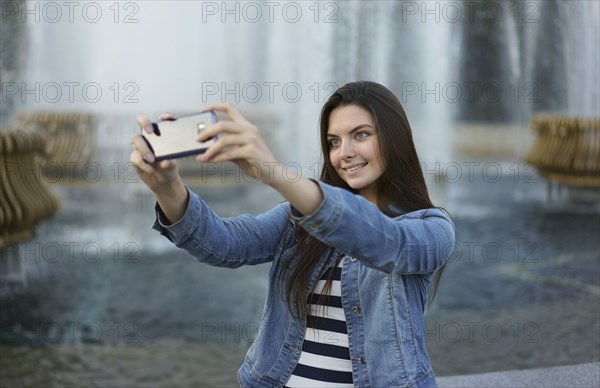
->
131;81;455;387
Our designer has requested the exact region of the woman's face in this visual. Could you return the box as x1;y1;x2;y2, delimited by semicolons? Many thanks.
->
327;104;385;204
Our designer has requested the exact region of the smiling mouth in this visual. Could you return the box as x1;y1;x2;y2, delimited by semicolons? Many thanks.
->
343;163;367;173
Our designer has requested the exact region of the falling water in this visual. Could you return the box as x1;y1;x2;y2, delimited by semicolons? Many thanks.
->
2;1;599;386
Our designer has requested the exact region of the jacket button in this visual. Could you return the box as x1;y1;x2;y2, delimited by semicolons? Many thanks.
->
356;357;364;364
351;305;361;314
349;256;357;262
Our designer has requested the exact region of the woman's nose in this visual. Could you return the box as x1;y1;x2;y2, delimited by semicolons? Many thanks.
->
341;140;356;159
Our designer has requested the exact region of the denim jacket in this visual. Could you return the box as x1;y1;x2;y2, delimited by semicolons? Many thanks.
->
153;181;455;388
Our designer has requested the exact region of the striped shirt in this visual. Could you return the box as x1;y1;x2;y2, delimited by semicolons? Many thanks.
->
285;259;353;387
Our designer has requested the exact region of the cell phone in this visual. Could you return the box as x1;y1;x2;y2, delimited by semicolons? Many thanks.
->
140;111;217;161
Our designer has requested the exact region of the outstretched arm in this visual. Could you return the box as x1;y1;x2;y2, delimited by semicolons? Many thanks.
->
293;181;455;274
130;108;302;268
197;103;324;216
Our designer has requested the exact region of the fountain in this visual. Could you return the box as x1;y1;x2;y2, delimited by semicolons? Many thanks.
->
1;1;599;386
0;125;59;289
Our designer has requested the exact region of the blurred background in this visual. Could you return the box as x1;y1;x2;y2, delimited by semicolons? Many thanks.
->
1;0;599;386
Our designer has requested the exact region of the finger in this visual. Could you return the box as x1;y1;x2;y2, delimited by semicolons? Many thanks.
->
131;133;155;163
208;145;251;163
202;103;250;125
158;113;175;121
198;133;251;161
136;115;154;134
197;120;248;142
130;149;156;175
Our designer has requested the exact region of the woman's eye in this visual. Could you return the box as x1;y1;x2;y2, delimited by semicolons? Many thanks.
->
355;132;368;140
329;138;340;147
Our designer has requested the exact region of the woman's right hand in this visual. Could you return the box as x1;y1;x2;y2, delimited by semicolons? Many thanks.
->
130;114;181;194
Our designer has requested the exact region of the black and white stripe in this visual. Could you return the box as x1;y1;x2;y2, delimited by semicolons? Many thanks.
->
285;260;353;387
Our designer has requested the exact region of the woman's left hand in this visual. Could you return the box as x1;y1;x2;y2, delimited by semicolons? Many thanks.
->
196;103;279;184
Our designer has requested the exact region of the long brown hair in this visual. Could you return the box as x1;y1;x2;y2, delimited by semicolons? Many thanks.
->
281;81;446;319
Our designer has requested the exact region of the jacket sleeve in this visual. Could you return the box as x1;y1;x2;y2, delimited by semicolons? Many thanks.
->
291;181;455;274
152;187;291;268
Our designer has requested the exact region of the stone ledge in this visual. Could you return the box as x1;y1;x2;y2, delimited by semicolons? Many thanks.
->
454;121;534;160
437;362;600;387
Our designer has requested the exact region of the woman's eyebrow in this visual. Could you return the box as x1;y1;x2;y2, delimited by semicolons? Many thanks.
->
349;124;374;134
327;124;374;137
